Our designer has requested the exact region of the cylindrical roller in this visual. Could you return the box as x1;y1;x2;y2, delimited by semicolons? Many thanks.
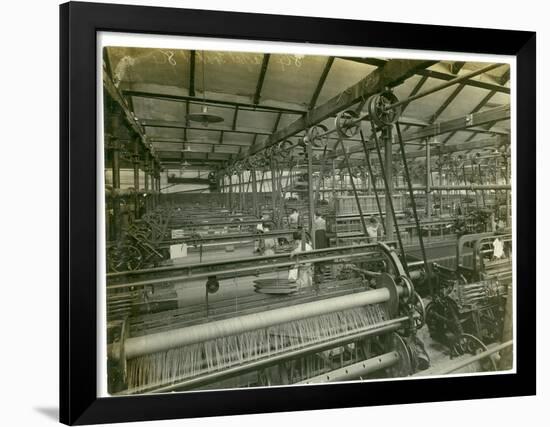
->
119;287;403;360
297;351;400;384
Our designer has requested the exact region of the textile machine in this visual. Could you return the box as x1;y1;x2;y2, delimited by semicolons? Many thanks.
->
106;242;429;394
425;232;512;361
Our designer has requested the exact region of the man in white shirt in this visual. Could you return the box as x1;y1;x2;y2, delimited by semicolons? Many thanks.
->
493;237;504;259
312;211;328;249
290;231;313;289
289;209;300;229
366;216;380;243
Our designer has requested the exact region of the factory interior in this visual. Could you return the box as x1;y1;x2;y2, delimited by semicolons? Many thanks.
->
103;48;513;395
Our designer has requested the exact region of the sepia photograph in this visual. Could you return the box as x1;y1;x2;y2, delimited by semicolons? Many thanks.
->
101;39;514;396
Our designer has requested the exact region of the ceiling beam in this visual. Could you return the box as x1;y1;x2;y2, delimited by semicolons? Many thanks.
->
338;57;509;94
405;136;509;159
272;111;283;132
329;105;510;160
253;54;271;105
335;135;508;168
309;57;334;110
451;61;466;74
431;83;466;122
102;64;161;169
232;106;239;130
401;105;510;142
153;141;245;149
412;82;467;147
244;59;437;158
123;89;306;115
417;67;509;94
499;68;511;85
140;119;273;136
441;89;497;144
189;50;196;97
401;75;428;115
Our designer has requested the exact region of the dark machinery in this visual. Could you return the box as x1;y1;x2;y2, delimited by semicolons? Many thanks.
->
106;243;429;394
425;232;512;359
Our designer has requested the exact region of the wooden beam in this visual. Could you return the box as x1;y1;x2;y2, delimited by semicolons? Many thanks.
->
417;67;509;94
401;105;510;142
499;68;511;85
431;83;466;122
167;176;210;185
245;59;437;158
401;75;428;115
150;138;250;147
451;61;466;74
309;57;334;110
412;83;466;146
253;54;271;105
189;50;196;97
153;142;244;150
232;106;239;131
102;64;161;169
441;89;497;144
272;111;283;132
338;57;509;94
330;105;510;161
335;136;508;169
406;136;509;159
123;89;306;115
140;119;273;136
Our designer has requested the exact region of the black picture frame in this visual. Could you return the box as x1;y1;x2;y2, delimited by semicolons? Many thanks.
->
60;1;536;424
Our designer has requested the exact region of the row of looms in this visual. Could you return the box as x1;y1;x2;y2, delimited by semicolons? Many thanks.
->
103;48;513;395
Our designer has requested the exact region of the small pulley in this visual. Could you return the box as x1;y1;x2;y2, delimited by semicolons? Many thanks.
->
335;110;361;138
367;91;401;127
276;139;294;159
206;276;220;294
305;124;329;148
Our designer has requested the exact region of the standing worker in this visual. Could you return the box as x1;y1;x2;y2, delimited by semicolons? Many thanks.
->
289;231;313;290
260;224;276;256
312;211;328;249
366;216;380;243
289;208;300;229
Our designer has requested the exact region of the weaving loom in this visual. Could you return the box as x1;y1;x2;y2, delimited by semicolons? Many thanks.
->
107;243;428;394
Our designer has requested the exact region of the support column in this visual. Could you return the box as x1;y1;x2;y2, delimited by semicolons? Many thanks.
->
144;153;150;213
505;154;511;227
228;174;233;211
271;158;278;223
111;138;121;240
150;156;156;210
383;127;394;240
251;168;259;217
426;139;432;239
307;143;315;246
108;111;123;241
155;166;161;206
132;136;140;219
239;172;244;212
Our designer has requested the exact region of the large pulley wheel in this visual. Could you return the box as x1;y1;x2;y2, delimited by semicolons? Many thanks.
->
375;273;399;318
305;124;329;148
335;110;361;138
412;291;426;329
367;91;401;127
453;333;497;372
384;332;413;378
276;139;294;159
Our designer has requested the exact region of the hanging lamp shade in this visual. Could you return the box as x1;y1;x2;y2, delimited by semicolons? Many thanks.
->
187;105;224;126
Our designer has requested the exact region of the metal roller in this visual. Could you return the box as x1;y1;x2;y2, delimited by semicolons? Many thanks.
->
113;283;404;360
